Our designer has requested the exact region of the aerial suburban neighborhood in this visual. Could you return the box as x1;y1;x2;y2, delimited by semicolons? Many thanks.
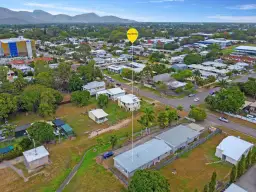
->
0;1;256;192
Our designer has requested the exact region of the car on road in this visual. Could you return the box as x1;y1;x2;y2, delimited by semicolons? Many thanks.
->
110;79;115;82
219;117;229;123
247;114;255;119
188;94;196;97
194;97;200;102
103;151;114;159
116;83;121;87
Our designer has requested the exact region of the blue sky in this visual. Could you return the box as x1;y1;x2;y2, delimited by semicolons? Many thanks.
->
2;0;256;22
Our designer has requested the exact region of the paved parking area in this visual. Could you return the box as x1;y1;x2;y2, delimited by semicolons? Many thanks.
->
236;165;256;192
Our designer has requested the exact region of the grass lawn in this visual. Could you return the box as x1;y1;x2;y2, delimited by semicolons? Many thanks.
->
63;145;125;192
0;98;163;192
159;133;232;192
55;101;131;136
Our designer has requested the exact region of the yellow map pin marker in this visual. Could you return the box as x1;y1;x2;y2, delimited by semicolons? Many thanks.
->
127;28;138;43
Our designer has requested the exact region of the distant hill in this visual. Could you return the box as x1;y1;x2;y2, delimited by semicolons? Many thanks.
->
0;7;136;24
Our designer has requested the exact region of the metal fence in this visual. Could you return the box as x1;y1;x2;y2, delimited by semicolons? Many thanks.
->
109;167;129;186
154;128;222;170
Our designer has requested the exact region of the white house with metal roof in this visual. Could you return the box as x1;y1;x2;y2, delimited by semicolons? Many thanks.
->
23;146;49;170
96;88;126;101
82;81;106;96
155;125;200;152
215;136;254;165
88;109;108;124
114;138;172;178
117;94;140;111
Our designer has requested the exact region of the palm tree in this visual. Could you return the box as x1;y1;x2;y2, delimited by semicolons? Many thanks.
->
138;106;155;127
193;70;201;87
218;79;228;88
193;70;201;77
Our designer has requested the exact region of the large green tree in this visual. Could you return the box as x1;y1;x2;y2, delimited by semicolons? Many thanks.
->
71;90;91;106
205;86;245;114
0;93;17;120
54;62;71;91
128;170;170;192
184;54;203;65
20;84;62;115
237;155;246;178
35;71;54;88
27;122;55;143
97;94;109;108
68;73;84;92
189;107;207;121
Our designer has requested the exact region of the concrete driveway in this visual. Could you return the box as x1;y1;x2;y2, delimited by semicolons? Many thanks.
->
236;165;256;192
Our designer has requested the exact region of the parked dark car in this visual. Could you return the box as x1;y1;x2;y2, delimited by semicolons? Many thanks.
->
103;151;114;159
116;83;121;87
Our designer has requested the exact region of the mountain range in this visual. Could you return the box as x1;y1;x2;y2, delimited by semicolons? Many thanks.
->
0;7;136;24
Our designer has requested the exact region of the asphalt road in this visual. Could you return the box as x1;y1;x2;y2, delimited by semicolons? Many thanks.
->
234;72;256;83
112;79;256;138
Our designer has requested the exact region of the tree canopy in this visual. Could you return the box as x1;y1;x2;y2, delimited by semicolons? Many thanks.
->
0;93;17;120
27;122;55;143
71;90;91;106
184;54;203;65
205;86;245;113
128;170;170;192
189;106;207;121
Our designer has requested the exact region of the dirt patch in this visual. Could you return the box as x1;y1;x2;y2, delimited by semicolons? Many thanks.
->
89;119;131;138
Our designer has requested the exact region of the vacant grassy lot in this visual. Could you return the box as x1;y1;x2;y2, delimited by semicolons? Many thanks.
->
63;145;124;192
159;133;232;192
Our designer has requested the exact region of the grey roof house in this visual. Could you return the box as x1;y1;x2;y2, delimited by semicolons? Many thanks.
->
153;73;172;83
113;138;172;178
82;81;106;96
155;125;200;152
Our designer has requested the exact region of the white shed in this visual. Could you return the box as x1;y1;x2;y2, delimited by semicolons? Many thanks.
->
23;146;49;170
88;109;108;124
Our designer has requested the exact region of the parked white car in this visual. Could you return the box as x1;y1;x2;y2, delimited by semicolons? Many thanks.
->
194;97;200;102
219;117;229;123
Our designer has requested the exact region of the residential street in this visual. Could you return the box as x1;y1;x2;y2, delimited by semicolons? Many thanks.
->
113;79;256;138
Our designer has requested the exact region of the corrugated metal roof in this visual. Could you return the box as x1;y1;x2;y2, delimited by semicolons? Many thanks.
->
114;139;172;173
155;125;200;148
224;184;247;192
23;146;49;163
217;136;253;161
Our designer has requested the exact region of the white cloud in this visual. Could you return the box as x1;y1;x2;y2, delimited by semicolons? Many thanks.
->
228;4;256;10
150;0;184;2
208;15;256;23
10;8;34;12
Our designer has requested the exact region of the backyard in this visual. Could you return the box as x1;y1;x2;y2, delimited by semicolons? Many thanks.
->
159;133;232;192
0;97;164;192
